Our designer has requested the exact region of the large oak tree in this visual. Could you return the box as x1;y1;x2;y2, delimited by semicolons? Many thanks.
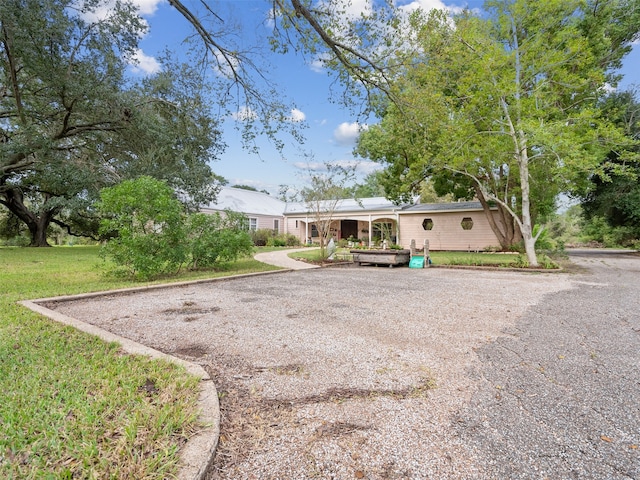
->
0;0;223;246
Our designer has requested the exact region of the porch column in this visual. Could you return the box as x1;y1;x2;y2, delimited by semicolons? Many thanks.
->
368;215;372;246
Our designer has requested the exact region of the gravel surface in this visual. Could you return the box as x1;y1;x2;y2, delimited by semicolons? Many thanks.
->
46;250;640;479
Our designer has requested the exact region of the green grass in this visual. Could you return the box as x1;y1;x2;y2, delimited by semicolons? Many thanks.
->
290;247;529;267
0;246;279;479
287;247;322;261
429;251;522;267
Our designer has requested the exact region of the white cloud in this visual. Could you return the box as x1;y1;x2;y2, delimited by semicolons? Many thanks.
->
129;48;161;74
327;159;382;175
340;0;374;17
131;0;163;16
396;0;467;15
75;0;162;23
293;161;325;171
289;108;307;122
333;122;368;146
232;106;258;121
601;83;616;94
293;158;382;176
73;0;163;75
310;58;325;73
211;49;242;79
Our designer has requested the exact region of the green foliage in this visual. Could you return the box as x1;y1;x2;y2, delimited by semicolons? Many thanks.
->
250;229;300;247
581;89;640;241
186;211;253;269
533;225;554;251
537;254;559;270
353;0;635;266
97;177;187;280
513;255;530;269
349;171;387;198
580;215;639;248
98;178;260;278
251;229;273;247
0;0;223;246
0;245;280;479
267;236;287;247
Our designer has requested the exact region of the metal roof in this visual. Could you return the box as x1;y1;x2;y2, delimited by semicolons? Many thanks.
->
284;197;408;215
202;189;487;217
202;187;286;216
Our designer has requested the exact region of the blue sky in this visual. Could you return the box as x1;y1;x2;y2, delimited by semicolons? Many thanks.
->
125;0;639;195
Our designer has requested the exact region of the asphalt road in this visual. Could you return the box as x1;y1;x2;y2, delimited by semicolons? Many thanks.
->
453;250;640;479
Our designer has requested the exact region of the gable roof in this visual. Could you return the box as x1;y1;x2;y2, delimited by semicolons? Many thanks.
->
284;196;409;215
201;188;488;218
202;187;286;217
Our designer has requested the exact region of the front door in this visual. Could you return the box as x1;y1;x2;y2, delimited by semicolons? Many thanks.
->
341;220;358;239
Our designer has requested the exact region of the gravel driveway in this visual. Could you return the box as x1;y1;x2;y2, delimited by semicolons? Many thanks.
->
47;250;640;479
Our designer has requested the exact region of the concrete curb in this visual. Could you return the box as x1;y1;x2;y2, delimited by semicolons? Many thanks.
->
19;298;219;480
16;270;293;480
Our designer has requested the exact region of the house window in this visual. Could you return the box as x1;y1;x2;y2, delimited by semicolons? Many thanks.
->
311;224;319;237
273;219;279;232
422;218;434;231
249;218;258;231
461;217;474;230
295;220;299;228
372;222;394;241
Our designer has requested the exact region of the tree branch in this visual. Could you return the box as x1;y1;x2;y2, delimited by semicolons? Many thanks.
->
51;217;101;241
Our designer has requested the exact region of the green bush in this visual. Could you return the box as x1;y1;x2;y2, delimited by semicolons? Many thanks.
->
186;211;253;269
266;236;286;247
98;178;257;279
250;229;272;247
579;215;639;248
250;230;300;247
97;177;187;280
285;234;300;246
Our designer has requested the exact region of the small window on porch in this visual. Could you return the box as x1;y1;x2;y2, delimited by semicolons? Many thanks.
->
422;218;434;231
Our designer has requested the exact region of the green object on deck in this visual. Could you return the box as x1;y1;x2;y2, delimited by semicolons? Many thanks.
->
409;256;425;268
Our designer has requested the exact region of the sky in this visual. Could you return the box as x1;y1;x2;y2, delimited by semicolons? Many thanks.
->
123;0;639;196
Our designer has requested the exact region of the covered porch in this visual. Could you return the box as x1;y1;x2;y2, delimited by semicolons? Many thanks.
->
293;215;400;247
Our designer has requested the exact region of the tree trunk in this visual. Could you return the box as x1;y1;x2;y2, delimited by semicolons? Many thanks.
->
475;187;521;250
1;186;52;247
29;216;52;247
517;141;538;267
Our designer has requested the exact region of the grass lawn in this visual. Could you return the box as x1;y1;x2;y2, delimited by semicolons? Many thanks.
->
0;246;279;479
290;247;529;267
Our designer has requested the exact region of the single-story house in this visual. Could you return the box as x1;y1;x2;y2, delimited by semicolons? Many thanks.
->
201;187;504;251
284;198;504;251
200;187;286;234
